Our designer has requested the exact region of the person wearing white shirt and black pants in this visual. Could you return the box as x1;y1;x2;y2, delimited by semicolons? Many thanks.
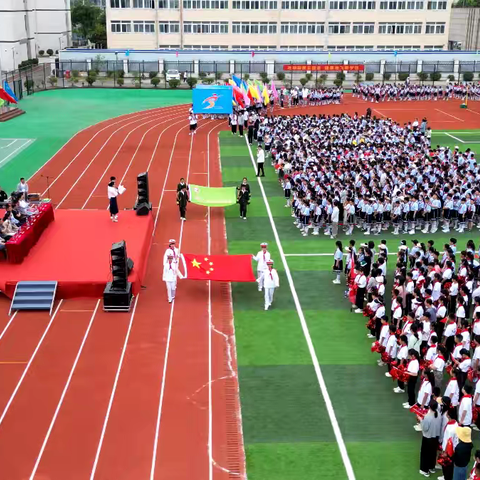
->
253;242;271;291
330;201;340;239
332;241;343;284
163;255;184;303
256;145;265;177
107;176;122;222
354;266;367;313
257;260;279;310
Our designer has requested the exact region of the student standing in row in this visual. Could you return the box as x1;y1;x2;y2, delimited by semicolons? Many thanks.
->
107;176;121;222
256;145;265;177
332;241;343;285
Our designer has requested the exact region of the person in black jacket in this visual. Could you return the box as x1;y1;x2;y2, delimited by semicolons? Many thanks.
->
237;177;250;199
176;185;189;221
237;185;250;220
453;426;473;480
177;177;187;192
0;186;7;203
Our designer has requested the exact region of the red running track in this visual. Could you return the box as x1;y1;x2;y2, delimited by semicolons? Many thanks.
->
0;94;476;480
0;102;245;480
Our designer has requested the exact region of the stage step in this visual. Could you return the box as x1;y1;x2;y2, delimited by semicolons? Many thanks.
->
0;108;26;122
9;281;58;315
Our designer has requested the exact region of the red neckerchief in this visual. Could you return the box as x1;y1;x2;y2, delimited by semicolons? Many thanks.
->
437;355;445;362
461;394;472;402
170;247;176;260
270;269;273;280
169;263;172;270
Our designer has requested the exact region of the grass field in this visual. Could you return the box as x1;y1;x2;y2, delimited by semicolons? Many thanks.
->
0;89;191;192
220;132;480;480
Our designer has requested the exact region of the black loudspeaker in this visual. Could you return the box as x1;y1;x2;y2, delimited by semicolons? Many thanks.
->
127;258;134;273
103;282;133;312
110;240;128;291
134;172;152;216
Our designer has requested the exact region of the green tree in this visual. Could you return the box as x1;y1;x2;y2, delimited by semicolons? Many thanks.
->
186;77;198;89
71;1;105;44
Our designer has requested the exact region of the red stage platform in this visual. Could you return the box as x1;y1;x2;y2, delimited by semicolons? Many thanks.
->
0;210;153;299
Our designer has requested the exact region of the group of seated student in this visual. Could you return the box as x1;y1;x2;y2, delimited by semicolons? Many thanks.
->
268;112;479;238
350;238;480;478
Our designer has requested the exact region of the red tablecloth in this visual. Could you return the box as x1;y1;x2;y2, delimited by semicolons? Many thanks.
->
6;203;55;264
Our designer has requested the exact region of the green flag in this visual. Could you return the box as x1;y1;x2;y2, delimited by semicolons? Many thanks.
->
190;184;237;207
0;98;4;107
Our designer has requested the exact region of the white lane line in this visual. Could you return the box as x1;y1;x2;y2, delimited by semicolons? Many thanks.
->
29;300;101;479
465;108;480;117
149;122;214;480
58;112;179;209
444;132;465;144
435;109;465;122
0;301;63;427
0;139;33;168
372;109;386;118
244;137;356;480
89;296;139;480
0;312;18;343
40;105;187;197
0;139;17;149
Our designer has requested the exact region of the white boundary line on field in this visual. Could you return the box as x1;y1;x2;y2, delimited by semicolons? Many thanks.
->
29;300;101;479
444;132;465;144
0;139;34;168
245;138;356;480
435;109;464;122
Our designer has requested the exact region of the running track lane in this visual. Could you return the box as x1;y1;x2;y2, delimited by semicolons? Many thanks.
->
28;118;201;480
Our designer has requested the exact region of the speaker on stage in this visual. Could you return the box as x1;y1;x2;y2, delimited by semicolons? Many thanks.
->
134;172;152;216
104;240;133;312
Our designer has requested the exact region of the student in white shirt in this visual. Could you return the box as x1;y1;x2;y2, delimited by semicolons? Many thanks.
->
163;239;180;266
256;145;265;177
444;370;460;407
162;255;184;303
257;260;279;310
452;349;472;395
458;385;473;426
405;349;420;407
354;266;367;313
107;177;121;222
252;242;271;291
332;240;343;284
432;345;447;387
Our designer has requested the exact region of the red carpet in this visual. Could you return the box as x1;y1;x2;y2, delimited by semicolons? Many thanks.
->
0;210;153;299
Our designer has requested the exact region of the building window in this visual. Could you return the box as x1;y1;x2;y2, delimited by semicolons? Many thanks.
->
158;0;179;7
425;22;446;33
424;45;444;49
329;0;348;7
352;22;374;33
406;0;423;7
159;21;180;33
133;0;155;6
184;21;229;33
233;0;278;7
427;0;446;7
378;22;421;34
280;22;325;33
232;22;277;33
111;20;132;32
184;0;228;7
328;22;350;33
281;0;325;6
110;0;131;6
134;20;155;32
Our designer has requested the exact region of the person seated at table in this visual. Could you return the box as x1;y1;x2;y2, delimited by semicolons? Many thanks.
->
0;217;17;240
16;193;34;216
16;178;28;197
0;186;7;203
0;237;6;259
5;204;26;227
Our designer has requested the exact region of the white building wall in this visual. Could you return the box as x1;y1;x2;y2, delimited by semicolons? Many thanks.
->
105;0;451;51
0;0;71;73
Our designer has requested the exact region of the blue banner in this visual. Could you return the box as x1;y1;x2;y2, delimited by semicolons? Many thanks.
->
3;81;17;102
192;85;233;114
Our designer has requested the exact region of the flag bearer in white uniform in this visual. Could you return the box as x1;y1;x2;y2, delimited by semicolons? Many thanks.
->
252;242;271;291
163;255;184;303
257;260;279;310
163;239;180;266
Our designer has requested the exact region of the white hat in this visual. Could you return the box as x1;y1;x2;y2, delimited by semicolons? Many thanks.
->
168;239;176;244
261;242;268;247
266;260;274;265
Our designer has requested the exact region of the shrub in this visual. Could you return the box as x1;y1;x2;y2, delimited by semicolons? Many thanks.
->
430;72;442;83
243;73;250;81
355;72;362;84
336;72;346;82
276;72;285;81
117;70;125;79
48;76;57;87
72;70;79;78
215;71;223;80
46;49;53;56
398;72;409;81
262;76;270;84
86;72;97;86
149;71;158;79
448;74;455;81
383;72;391;81
463;71;474;82
186;77;198;89
39;50;45;56
151;77;160;87
168;79;180;89
259;72;268;81
333;79;343;87
117;78;124;87
24;79;34;91
305;73;313;81
203;78;214;85
299;77;308;86
199;71;207;79
417;72;428;83
365;72;374;81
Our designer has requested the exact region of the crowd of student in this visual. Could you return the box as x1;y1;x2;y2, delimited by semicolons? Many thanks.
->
343;237;480;479
264;113;479;238
352;83;480;103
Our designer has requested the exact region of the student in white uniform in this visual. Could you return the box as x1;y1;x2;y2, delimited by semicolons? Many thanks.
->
163;239;180;266
257;260;280;310
332;240;343;284
458;385;473;426
162;254;184;303
252;242;271;291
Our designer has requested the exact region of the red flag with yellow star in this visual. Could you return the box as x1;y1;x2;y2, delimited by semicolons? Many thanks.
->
182;253;255;282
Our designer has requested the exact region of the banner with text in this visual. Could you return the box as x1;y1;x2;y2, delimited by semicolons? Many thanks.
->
283;64;365;72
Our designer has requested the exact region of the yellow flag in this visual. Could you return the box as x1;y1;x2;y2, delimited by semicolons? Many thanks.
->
262;85;269;105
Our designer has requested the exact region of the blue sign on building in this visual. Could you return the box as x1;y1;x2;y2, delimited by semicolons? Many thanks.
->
192;85;233;114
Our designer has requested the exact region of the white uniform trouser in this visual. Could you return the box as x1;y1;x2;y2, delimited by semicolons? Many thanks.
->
165;281;177;302
257;269;265;290
264;287;275;309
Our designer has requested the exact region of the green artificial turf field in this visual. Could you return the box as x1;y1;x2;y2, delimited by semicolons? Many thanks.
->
220;131;480;480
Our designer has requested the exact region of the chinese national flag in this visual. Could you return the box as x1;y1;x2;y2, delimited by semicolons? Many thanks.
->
183;253;255;282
